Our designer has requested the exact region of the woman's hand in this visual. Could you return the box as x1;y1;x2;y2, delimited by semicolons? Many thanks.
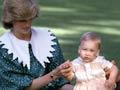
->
51;60;73;80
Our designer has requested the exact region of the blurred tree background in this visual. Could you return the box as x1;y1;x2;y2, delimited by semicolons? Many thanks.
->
0;0;120;67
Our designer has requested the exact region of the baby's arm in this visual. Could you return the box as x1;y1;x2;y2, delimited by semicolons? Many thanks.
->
66;71;74;81
66;63;75;81
117;71;120;82
105;64;119;89
111;60;120;83
108;64;118;82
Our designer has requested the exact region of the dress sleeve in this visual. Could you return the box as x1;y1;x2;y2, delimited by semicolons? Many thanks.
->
0;44;33;90
43;35;70;90
101;57;113;70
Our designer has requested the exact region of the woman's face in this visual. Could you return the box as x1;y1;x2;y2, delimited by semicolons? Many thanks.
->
12;19;33;35
78;40;99;63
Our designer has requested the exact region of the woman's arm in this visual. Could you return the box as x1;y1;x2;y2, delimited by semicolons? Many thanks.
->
27;70;58;90
27;61;73;90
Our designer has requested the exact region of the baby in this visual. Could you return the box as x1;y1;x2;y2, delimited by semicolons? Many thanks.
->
64;32;118;90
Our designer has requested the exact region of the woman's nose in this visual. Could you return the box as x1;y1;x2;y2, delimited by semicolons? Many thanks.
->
26;22;31;27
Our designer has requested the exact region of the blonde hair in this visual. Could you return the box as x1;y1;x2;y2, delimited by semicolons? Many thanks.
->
2;0;39;29
80;32;101;49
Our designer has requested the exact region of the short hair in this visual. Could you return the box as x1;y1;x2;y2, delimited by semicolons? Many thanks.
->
2;0;39;29
80;32;101;49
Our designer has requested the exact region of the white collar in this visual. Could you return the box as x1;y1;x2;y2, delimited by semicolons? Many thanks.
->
0;27;56;69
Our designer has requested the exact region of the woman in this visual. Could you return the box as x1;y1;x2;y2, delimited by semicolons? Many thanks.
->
0;0;73;90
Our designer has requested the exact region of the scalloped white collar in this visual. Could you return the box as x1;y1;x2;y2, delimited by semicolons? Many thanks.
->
0;27;56;69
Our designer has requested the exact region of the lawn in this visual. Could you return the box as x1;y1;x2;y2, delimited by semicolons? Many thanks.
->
0;0;120;67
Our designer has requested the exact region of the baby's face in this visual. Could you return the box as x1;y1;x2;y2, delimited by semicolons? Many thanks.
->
78;40;99;63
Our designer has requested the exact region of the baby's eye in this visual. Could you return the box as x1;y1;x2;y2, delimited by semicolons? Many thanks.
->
82;48;87;50
90;49;95;52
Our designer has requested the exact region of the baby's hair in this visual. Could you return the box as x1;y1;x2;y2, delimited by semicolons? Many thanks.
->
80;32;101;49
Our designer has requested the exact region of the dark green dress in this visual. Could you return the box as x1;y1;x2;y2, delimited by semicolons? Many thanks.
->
0;29;69;90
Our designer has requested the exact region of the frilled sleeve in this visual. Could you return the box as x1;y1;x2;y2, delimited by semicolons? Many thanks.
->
0;44;33;90
42;35;69;90
101;58;113;70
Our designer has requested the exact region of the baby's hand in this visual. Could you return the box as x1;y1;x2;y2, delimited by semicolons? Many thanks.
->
59;60;74;81
105;80;116;89
60;60;71;69
51;60;72;78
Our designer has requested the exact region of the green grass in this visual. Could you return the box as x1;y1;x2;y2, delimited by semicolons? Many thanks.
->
0;0;120;67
